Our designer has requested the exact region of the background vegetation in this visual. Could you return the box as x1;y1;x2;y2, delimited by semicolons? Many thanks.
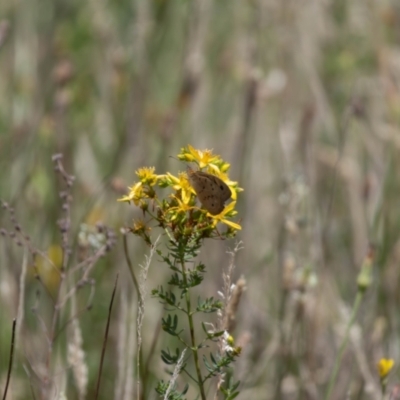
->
1;0;400;399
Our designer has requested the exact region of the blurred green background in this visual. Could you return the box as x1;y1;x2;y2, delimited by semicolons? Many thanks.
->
1;0;400;399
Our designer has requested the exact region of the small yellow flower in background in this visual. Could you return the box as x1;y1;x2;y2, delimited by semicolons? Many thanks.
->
136;167;158;186
222;331;242;356
378;358;394;379
117;182;145;205
129;219;152;245
118;168;159;205
226;332;235;347
131;219;150;237
378;358;395;396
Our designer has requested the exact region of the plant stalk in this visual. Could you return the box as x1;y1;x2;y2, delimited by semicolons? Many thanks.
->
181;260;206;400
324;291;364;400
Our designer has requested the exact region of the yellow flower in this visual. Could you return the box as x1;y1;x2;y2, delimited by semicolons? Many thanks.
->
130;219;152;245
132;219;149;235
178;144;219;168
226;333;235;347
118;147;242;240
222;331;241;356
208;202;241;230
377;358;394;379
118;168;159;205
136;167;158;186
117;182;144;205
167;196;195;220
165;172;194;204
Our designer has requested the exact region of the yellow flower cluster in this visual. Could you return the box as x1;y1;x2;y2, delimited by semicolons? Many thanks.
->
118;167;158;206
118;145;242;242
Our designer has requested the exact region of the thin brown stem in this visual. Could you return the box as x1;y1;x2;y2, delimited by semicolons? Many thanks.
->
142;319;162;398
123;234;140;295
2;319;16;400
94;273;119;400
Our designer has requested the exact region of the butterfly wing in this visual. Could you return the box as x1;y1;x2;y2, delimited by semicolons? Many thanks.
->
187;168;232;215
200;194;225;215
192;172;231;202
207;174;231;202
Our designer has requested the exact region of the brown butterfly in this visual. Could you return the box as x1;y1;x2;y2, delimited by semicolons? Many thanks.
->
187;167;232;215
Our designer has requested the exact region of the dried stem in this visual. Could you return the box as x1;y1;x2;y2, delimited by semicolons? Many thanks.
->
94;273;119;400
2;318;16;400
136;236;160;400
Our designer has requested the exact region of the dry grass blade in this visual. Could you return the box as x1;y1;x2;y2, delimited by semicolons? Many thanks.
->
2;319;16;400
94;273;119;400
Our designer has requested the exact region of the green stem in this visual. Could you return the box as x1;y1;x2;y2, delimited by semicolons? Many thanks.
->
180;260;206;400
182;368;198;384
324;290;364;400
